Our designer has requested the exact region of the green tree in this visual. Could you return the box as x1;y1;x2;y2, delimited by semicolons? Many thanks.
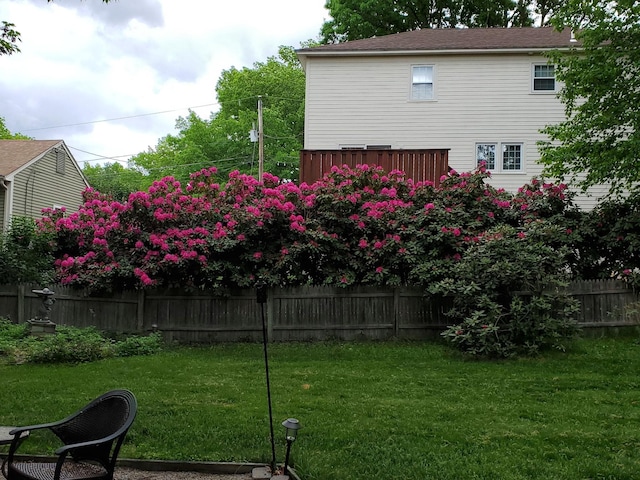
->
0;116;30;139
131;45;305;182
0;21;20;56
320;0;555;43
82;162;150;202
540;1;640;197
1;1;111;56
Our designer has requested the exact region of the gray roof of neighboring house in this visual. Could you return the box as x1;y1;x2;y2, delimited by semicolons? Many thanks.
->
297;27;579;56
0;139;63;177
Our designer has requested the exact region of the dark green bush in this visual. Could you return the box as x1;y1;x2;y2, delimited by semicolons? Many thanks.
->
113;332;163;357
433;225;581;358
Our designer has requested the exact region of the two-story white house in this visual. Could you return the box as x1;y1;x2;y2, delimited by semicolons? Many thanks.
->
297;27;606;208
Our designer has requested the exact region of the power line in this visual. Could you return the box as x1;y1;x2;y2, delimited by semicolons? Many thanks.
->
21;103;219;132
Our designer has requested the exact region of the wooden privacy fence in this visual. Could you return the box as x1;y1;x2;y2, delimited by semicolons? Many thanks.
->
298;149;450;186
0;280;637;343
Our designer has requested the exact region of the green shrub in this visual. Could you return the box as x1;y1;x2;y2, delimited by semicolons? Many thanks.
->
113;332;163;357
0;318;164;364
433;225;581;358
24;326;111;364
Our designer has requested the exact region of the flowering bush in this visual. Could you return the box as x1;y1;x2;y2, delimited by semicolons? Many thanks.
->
36;165;585;295
32;164;592;357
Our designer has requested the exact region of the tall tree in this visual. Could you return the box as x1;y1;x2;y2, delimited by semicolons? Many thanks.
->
130;45;306;183
540;0;640;196
320;0;549;43
82;162;150;202
1;0;111;56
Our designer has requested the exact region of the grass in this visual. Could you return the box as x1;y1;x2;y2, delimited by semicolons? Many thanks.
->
1;337;639;479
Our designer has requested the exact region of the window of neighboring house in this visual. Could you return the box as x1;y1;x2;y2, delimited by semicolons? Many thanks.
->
411;65;434;100
476;143;523;172
532;64;555;92
476;143;496;169
502;143;523;171
56;149;66;174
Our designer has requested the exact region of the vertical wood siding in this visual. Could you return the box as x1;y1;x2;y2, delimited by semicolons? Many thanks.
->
0;281;636;343
299;149;449;185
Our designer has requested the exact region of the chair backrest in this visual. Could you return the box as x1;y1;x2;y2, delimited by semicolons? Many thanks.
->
51;390;137;469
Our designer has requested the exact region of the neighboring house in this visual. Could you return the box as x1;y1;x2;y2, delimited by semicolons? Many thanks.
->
0;139;89;232
297;27;607;208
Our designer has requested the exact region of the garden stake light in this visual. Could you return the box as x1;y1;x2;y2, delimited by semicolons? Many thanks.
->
282;418;301;476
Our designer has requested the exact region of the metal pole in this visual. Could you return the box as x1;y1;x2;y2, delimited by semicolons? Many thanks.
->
283;439;293;476
257;283;276;471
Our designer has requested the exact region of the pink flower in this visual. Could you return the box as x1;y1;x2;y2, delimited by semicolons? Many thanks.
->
518;232;526;239
358;239;368;249
375;266;384;274
452;228;461;237
253;251;263;260
424;203;435;212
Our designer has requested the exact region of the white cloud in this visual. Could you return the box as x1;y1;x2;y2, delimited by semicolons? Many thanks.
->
0;0;327;167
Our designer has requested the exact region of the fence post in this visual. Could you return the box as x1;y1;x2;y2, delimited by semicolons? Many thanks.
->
17;284;25;324
267;287;275;342
137;290;145;333
393;288;400;337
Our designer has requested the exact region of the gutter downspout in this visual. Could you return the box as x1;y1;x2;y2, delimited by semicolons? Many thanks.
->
0;176;8;232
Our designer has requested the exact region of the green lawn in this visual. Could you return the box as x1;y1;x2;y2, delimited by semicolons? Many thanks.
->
1;338;639;479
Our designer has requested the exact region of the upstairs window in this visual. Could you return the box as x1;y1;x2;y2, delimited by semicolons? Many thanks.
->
411;65;434;100
533;64;555;92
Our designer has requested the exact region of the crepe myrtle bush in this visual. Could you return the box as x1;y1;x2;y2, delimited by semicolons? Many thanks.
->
37;164;580;296
434;224;581;358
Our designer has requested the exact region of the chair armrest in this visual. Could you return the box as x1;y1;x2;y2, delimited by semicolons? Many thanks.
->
9;419;65;436
53;430;123;456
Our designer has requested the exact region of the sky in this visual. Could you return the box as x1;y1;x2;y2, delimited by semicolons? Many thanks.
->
0;0;328;168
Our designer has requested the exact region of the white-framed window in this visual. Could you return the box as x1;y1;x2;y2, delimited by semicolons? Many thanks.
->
476;143;496;169
476;142;524;173
411;65;434;100
532;64;555;92
502;143;523;171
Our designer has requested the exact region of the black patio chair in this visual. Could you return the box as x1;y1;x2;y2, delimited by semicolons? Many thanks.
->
1;389;137;480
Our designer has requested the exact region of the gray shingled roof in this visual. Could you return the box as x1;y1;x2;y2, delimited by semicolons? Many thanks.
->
0;139;62;177
297;27;578;54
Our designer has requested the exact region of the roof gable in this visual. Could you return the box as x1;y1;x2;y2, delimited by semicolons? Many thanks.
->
0;139;63;177
297;27;578;55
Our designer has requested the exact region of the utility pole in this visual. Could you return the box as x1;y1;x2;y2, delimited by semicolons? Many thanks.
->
257;95;264;182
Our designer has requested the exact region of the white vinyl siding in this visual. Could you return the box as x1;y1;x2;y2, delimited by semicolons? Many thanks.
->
302;52;612;209
303;53;563;192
